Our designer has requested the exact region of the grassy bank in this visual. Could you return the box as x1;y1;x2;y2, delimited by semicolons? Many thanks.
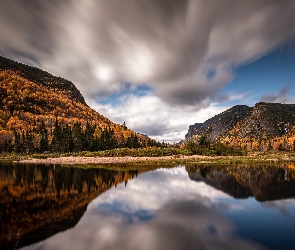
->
2;148;295;169
1;147;192;160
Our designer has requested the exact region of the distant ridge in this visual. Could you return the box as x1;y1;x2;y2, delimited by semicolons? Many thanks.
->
185;102;295;151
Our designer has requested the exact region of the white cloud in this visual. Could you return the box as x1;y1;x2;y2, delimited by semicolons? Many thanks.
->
1;0;295;106
1;0;295;140
89;94;229;142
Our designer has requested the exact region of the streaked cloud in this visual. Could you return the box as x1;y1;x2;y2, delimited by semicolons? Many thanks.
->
1;0;295;141
260;85;292;103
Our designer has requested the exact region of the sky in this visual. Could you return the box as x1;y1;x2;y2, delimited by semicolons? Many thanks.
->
1;0;295;143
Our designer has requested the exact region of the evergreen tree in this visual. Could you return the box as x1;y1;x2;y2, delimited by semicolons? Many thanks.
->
84;122;95;151
123;122;127;130
132;135;141;148
100;128;118;150
51;119;62;152
25;130;35;154
125;134;141;148
39;121;49;152
13;129;22;153
72;122;83;151
61;124;73;153
125;136;133;148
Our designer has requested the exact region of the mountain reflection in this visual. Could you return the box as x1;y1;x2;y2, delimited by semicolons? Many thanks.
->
19;167;266;250
0;162;140;250
2;163;295;250
187;164;295;201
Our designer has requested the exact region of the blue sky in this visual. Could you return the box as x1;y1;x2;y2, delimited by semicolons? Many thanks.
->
220;43;295;107
1;0;295;142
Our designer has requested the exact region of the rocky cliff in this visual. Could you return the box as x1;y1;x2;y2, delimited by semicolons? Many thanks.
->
185;102;295;151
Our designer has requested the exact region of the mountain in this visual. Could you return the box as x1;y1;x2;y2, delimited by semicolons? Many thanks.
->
186;105;252;139
0;56;155;152
187;165;295;201
185;102;295;151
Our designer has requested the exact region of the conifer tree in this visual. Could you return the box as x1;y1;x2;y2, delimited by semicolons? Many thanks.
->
84;122;95;151
13;129;22;153
51;119;62;152
72;122;83;151
25;130;34;154
39;121;49;152
61;124;73;153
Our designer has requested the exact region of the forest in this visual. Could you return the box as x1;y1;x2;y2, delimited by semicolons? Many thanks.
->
0;119;162;154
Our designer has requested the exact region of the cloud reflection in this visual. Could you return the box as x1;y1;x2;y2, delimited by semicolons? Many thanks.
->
22;167;265;250
23;195;264;250
261;200;295;217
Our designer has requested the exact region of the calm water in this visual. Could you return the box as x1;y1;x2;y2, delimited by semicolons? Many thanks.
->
1;162;295;250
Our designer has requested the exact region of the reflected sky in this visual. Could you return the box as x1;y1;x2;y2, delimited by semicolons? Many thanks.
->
22;166;295;250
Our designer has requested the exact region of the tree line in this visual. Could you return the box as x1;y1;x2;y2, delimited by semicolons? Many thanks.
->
0;120;161;154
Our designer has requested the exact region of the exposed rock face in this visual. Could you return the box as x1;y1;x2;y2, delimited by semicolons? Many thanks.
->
185;102;295;150
236;102;295;139
185;105;252;140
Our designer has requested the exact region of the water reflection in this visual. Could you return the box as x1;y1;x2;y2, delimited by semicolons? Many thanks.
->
26;195;263;250
1;163;295;250
187;164;295;201
21;167;264;250
0;162;140;250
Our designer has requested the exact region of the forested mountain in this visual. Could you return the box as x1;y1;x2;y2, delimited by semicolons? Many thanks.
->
185;102;295;151
0;56;157;153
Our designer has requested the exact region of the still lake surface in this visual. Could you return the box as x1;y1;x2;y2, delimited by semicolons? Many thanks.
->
1;162;295;250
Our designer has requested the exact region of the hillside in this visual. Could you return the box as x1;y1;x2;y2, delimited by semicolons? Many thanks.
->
186;105;252;140
185;102;295;151
0;56;155;153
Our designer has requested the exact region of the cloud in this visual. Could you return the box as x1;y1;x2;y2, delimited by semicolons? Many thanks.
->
1;0;295;140
260;85;292;103
213;92;251;103
1;0;295;107
90;94;228;142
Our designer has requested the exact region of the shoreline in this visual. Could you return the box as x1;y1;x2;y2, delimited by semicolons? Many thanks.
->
14;152;295;166
18;155;211;165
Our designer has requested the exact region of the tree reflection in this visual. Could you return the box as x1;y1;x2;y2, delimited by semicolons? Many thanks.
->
0;162;140;250
187;164;295;201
